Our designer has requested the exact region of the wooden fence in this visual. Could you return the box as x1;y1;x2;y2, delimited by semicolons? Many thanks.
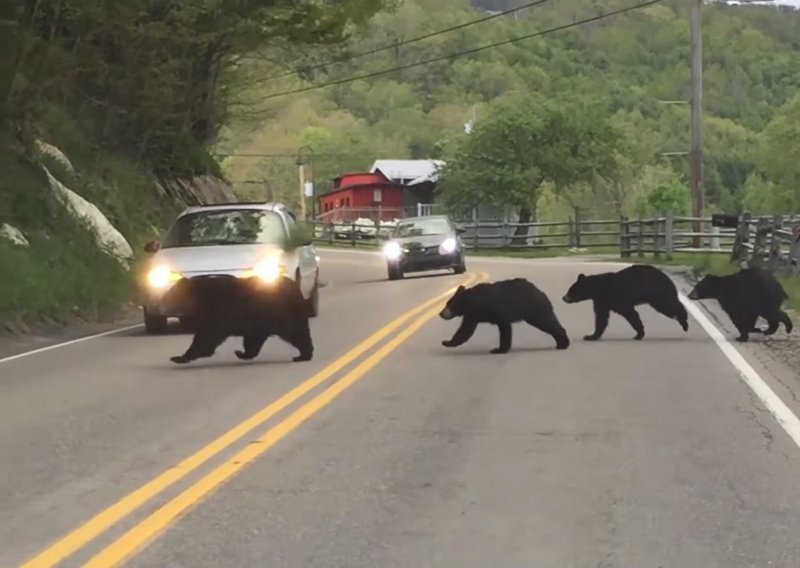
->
309;212;800;276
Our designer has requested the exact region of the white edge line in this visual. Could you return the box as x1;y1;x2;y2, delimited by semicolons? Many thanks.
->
680;293;800;450
0;324;143;364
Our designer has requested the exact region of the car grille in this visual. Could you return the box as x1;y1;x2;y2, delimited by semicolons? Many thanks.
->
407;245;440;257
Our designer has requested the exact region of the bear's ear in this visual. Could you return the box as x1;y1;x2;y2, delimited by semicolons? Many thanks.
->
455;285;465;294
577;273;586;281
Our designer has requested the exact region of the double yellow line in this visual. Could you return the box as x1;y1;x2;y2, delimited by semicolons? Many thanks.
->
23;270;487;568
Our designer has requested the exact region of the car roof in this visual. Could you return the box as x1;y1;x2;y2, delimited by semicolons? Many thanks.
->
178;201;293;217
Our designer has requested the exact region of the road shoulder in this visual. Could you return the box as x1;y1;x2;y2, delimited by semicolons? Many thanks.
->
0;305;141;360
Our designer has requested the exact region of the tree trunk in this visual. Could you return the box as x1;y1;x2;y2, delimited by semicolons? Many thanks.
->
512;205;532;245
2;0;41;116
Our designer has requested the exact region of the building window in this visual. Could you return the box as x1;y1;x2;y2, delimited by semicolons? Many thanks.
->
373;188;382;203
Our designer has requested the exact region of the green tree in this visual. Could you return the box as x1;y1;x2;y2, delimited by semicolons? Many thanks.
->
635;181;691;216
438;93;623;237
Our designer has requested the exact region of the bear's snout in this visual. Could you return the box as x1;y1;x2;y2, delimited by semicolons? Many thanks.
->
562;294;572;303
439;307;454;320
687;289;699;300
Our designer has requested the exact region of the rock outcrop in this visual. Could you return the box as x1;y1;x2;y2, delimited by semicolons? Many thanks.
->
43;166;134;267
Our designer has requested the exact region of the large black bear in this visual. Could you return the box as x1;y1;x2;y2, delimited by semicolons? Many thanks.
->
562;264;688;341
160;274;313;364
688;267;792;342
439;278;570;354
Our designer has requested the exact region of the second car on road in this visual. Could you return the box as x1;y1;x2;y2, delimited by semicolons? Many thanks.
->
382;215;466;280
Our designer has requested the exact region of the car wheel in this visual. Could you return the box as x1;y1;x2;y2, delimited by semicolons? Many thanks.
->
453;255;466;274
143;307;168;334
387;263;404;281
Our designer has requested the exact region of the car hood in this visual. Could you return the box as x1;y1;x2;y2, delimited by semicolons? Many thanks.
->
393;233;455;249
149;243;283;275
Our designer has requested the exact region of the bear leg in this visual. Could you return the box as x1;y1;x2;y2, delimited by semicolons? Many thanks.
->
731;312;758;342
615;306;645;340
171;332;227;364
650;298;689;332
584;302;610;341
280;323;314;362
490;323;512;354
235;332;270;360
763;309;793;335
780;310;793;333
442;317;478;348
525;313;569;349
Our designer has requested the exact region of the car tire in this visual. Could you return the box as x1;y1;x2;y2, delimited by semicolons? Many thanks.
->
453;255;466;274
387;263;404;281
144;307;168;334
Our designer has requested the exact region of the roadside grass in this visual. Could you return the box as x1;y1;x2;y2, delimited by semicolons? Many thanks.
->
0;146;134;326
0;109;176;328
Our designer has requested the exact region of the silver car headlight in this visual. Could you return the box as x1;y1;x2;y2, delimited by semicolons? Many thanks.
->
440;237;457;253
243;255;285;284
147;265;182;289
383;241;403;261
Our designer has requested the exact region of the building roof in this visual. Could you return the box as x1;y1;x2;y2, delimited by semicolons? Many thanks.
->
369;159;445;186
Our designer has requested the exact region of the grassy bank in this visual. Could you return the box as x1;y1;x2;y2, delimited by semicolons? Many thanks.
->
0;112;183;328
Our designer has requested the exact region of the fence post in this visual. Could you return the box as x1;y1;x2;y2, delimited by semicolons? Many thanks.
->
327;221;334;245
654;213;662;259
350;221;356;247
501;219;508;251
472;208;479;251
568;216;575;249
789;228;800;277
731;212;749;265
751;217;770;268
574;208;582;249
711;226;720;251
637;217;644;257
768;215;783;272
619;216;628;258
665;211;674;260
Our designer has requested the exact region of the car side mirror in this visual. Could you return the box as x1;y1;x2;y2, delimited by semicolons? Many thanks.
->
144;240;160;253
455;225;466;235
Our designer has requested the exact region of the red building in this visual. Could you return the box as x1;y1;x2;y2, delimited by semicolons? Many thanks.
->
318;171;405;222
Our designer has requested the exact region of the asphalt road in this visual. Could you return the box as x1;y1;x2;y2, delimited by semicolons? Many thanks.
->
3;248;800;568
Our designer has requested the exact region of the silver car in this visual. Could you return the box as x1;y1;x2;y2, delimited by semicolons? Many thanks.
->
139;202;320;333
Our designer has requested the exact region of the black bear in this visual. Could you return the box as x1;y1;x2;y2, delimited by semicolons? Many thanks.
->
562;264;688;341
687;267;793;342
439;278;570;354
160;274;313;364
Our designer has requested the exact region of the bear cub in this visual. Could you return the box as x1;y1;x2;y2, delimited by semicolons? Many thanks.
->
160;274;313;364
563;264;688;341
688;267;792;342
439;278;570;354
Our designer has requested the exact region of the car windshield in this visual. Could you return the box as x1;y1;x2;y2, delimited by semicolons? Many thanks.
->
161;209;286;248
393;217;452;238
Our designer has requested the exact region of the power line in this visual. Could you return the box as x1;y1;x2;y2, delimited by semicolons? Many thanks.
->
263;0;552;84
258;0;663;102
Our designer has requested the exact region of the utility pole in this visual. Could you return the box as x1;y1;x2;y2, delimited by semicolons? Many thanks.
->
690;0;704;247
297;161;306;220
